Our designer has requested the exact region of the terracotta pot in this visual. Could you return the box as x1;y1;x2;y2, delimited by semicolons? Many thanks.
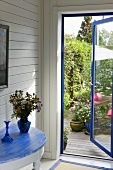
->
70;120;84;132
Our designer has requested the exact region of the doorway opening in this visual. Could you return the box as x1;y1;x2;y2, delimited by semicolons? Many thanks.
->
61;12;113;159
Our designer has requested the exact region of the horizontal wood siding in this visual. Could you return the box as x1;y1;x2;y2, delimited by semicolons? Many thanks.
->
0;0;40;129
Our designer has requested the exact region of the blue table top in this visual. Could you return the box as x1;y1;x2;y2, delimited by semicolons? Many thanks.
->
0;124;46;164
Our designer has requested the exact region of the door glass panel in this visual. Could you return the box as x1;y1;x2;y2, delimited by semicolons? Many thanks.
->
94;22;113;151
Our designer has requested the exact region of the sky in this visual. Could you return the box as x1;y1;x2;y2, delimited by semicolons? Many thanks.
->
64;15;113;61
64;15;113;36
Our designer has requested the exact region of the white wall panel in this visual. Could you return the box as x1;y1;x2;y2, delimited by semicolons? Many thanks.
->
9;72;39;85
0;79;37;97
23;0;40;6
1;1;39;21
0;113;6;126
10;79;37;90
9;41;38;50
9;57;39;67
9;50;39;58
1;0;39;14
0;20;39;35
0;96;8;106
0;11;39;28
0;0;40;129
9;65;38;76
9;32;39;43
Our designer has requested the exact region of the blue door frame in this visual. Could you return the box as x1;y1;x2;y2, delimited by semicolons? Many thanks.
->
61;12;113;156
91;16;113;157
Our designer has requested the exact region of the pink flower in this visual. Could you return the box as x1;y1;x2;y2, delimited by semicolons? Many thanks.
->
94;93;99;101
107;109;112;116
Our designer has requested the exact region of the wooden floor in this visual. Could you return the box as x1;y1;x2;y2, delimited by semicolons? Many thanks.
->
64;119;111;159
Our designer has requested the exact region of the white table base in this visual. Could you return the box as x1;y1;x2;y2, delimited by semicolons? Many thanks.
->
0;147;44;170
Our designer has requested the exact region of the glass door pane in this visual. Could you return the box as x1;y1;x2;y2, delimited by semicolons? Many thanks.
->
91;18;113;156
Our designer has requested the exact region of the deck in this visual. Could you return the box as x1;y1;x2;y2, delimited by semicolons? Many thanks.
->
64;119;111;159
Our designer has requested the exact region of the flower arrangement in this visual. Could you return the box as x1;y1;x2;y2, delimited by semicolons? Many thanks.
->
9;90;42;119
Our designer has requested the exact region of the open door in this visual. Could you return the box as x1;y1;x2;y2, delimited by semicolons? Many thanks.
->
91;17;113;157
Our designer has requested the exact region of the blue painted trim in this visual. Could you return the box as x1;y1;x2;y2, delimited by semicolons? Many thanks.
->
61;15;64;154
49;160;61;170
92;17;113;26
90;22;95;140
90;138;111;157
49;159;113;170
62;12;113;18
91;17;113;158
61;12;113;156
111;61;113;157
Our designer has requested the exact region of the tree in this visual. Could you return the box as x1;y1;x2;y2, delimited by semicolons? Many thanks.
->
96;59;112;96
64;34;91;107
107;31;113;47
99;28;110;47
76;16;92;44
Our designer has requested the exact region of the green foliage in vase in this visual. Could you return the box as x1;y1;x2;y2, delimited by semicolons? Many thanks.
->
9;90;42;119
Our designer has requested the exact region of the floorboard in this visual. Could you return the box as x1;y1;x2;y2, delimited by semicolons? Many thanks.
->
64;119;111;159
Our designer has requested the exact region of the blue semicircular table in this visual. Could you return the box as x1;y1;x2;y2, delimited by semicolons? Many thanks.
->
0;124;46;170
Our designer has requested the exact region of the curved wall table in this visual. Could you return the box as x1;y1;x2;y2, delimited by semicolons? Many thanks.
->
0;124;46;170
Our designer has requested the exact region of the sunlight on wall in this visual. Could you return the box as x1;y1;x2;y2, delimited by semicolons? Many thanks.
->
32;70;35;77
27;80;36;127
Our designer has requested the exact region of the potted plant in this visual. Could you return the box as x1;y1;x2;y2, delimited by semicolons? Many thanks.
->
70;103;84;132
63;127;69;150
9;90;42;133
70;91;90;132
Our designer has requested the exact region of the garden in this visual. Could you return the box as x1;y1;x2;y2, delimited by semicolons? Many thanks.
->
64;16;112;142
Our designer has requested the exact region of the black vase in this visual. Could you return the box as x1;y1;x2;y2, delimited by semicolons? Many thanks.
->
64;137;68;150
17;117;31;133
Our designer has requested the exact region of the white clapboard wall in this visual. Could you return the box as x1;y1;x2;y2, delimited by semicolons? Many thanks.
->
0;0;40;129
